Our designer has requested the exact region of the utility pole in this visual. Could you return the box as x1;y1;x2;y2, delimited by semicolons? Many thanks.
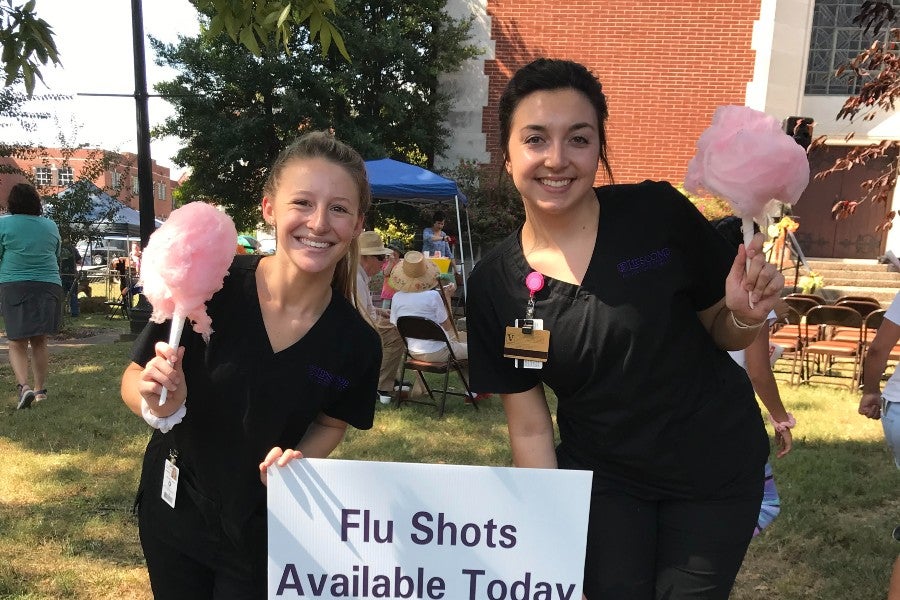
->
130;0;153;333
131;0;155;248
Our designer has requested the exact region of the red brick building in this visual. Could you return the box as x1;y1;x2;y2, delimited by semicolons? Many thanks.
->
0;147;176;219
439;0;900;260
483;1;760;184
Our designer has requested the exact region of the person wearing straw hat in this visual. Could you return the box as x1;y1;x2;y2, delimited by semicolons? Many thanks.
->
389;251;468;371
380;240;404;310
356;231;406;403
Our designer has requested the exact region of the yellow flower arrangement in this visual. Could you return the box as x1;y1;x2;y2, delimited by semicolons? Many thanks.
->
798;271;824;294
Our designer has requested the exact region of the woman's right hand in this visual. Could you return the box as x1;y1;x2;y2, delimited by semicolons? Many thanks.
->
139;342;186;414
859;392;882;420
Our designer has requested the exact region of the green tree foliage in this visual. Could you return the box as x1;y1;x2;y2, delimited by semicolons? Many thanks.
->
0;82;70;182
196;0;349;60
0;0;60;95
0;90;126;249
816;1;900;228
40;146;125;249
152;0;479;231
0;1;345;97
441;161;524;250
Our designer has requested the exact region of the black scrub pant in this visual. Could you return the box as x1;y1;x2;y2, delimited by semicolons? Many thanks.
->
582;489;762;600
138;482;266;600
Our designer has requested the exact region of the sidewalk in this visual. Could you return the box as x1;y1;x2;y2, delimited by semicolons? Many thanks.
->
0;330;126;358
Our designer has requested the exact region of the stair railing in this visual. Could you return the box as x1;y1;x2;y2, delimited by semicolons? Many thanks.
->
770;227;810;294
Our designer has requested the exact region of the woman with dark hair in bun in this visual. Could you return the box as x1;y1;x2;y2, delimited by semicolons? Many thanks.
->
466;58;784;599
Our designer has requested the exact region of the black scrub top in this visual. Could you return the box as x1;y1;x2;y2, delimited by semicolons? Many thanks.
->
467;181;768;499
132;254;380;546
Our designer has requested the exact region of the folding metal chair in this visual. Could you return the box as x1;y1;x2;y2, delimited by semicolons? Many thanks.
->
861;309;900;374
394;316;476;417
835;295;881;305
105;296;130;320
769;306;804;385
835;298;882;319
802;305;865;389
782;294;823;316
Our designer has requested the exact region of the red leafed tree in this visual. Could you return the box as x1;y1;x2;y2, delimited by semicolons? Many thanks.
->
816;0;900;230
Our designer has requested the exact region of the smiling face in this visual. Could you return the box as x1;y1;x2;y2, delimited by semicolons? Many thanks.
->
504;88;602;217
261;157;364;276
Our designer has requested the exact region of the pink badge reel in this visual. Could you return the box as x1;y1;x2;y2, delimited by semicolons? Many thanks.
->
525;271;544;296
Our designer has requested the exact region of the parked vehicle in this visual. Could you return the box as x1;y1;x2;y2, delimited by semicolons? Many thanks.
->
76;235;139;266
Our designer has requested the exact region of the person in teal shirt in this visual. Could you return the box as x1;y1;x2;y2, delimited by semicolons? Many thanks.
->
0;183;62;409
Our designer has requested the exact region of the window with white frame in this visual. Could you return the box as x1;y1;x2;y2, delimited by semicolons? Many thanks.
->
34;166;51;186
132;176;139;194
58;167;74;186
110;171;122;189
805;0;900;95
157;182;166;201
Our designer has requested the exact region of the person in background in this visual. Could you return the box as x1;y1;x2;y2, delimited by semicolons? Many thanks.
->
859;289;900;600
860;288;900;468
120;131;380;599
466;58;781;599
389;251;477;402
59;242;81;317
713;215;795;537
356;230;406;403
380;240;404;310
129;241;142;275
422;211;453;259
0;183;63;408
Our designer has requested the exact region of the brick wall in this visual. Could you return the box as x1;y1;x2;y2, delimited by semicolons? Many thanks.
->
484;0;762;185
0;148;176;218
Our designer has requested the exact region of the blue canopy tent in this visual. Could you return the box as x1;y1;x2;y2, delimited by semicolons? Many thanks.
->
364;158;474;298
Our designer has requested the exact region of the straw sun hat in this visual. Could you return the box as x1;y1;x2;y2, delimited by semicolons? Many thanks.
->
358;231;391;256
389;251;440;293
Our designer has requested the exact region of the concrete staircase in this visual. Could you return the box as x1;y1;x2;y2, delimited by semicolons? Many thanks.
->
783;258;900;305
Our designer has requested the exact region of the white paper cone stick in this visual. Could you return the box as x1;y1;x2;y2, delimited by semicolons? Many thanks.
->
741;217;755;309
158;311;186;406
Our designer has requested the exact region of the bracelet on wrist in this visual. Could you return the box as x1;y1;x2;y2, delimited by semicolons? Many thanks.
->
730;311;764;330
768;412;796;433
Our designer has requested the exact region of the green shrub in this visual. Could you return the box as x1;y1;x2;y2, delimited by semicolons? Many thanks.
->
674;184;733;221
441;160;524;250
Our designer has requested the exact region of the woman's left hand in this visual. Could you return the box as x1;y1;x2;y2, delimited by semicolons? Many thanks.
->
725;232;784;324
259;446;304;487
774;428;793;458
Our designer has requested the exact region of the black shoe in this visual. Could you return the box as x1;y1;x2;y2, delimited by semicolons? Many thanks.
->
16;384;35;410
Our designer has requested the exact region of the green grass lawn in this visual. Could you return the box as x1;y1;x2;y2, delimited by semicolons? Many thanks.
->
0;338;897;599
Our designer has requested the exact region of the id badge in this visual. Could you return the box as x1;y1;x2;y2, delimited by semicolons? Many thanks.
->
161;458;179;508
504;318;549;369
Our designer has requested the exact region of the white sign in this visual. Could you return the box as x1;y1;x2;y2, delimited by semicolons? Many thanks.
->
268;459;592;600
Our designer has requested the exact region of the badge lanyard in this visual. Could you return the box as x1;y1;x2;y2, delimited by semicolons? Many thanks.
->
524;271;543;320
503;271;550;368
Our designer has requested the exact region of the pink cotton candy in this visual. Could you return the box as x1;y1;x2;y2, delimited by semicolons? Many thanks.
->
141;202;237;341
684;105;810;218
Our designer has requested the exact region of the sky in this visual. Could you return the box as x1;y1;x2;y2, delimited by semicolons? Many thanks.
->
7;0;203;178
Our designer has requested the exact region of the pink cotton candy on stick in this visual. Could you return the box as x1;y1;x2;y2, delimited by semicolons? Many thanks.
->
140;202;237;404
684;105;810;307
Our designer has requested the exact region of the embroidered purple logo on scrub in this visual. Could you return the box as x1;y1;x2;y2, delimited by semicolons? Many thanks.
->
617;247;672;278
307;365;350;391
